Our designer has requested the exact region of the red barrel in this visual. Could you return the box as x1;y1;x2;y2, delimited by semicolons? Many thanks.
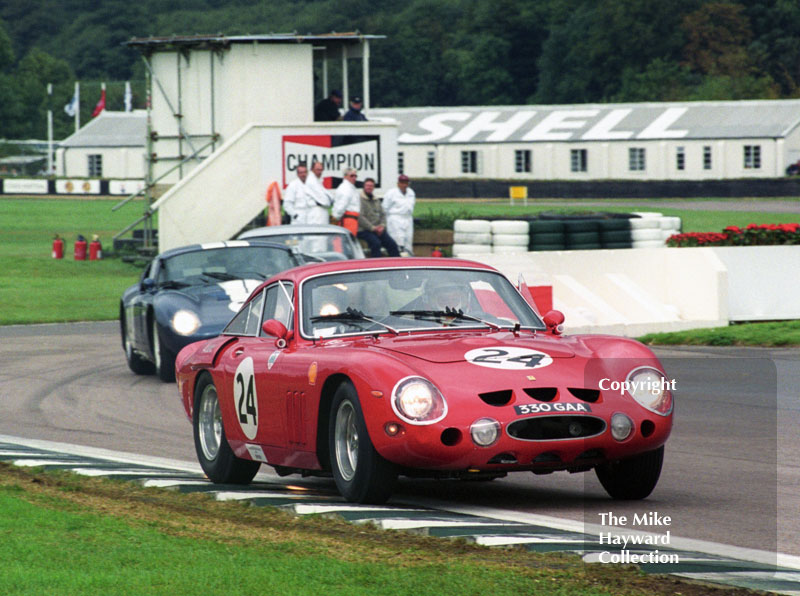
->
52;235;64;259
74;236;87;261
89;238;102;261
431;246;443;257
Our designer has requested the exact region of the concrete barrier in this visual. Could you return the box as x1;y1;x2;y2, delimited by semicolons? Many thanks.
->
469;248;729;336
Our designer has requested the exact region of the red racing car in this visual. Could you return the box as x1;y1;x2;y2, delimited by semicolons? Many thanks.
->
176;258;673;504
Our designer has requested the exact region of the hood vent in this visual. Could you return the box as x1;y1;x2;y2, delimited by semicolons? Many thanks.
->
478;389;513;407
523;387;557;402
568;388;600;403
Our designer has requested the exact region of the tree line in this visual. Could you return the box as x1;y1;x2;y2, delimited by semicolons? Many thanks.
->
1;0;799;140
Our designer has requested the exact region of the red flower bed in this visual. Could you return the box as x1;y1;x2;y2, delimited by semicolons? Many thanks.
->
667;223;800;247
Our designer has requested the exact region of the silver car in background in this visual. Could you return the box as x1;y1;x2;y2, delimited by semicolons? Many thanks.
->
238;224;365;261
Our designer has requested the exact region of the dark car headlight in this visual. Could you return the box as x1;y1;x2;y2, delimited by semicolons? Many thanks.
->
391;377;447;425
171;309;201;336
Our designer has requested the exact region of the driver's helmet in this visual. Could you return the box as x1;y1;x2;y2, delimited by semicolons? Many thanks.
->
425;277;471;311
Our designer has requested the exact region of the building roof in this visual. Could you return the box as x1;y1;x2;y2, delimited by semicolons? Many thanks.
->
127;33;385;52
60;110;146;148
370;99;800;144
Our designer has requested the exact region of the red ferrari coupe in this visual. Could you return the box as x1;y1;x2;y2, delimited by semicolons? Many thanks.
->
176;258;673;503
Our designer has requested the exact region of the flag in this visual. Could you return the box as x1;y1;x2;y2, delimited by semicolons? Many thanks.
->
124;81;132;112
64;90;78;117
92;84;106;118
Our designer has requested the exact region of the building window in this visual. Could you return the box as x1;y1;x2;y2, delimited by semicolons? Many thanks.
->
514;149;531;173
703;146;712;170
629;147;646;171
676;147;685;171
88;154;103;177
570;149;587;172
744;145;761;169
427;151;436;175
397;152;404;175
461;150;478;174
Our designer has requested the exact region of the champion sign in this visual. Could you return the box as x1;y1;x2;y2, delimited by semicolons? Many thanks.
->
283;135;381;187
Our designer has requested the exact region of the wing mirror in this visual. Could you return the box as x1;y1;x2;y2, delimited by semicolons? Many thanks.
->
542;310;565;336
262;319;293;348
141;278;156;291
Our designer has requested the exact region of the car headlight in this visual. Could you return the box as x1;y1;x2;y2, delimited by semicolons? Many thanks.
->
171;309;200;336
625;366;673;415
391;377;447;425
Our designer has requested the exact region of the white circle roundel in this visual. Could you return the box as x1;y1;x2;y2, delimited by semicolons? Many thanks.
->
233;357;259;440
464;346;553;370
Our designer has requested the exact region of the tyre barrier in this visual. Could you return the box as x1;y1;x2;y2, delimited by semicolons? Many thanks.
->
530;243;567;251
631;228;663;242
529;231;566;248
493;233;529;247
490;220;529;234
454;219;492;233
452;243;493;257
453;231;492;245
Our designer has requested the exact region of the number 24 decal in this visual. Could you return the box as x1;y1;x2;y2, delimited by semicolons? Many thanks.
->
233;357;259;440
465;346;553;370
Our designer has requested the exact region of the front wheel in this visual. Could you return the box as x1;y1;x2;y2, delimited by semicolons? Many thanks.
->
122;317;154;375
152;318;176;382
595;446;664;500
193;374;260;484
329;382;397;504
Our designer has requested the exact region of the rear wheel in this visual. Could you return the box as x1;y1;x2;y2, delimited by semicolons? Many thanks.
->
595;446;664;500
329;382;397;504
193;374;260;484
121;317;154;375
152;318;176;382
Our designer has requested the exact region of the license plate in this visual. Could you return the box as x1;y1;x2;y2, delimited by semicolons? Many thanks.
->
514;403;591;415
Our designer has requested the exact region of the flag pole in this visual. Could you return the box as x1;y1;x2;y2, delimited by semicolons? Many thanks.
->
47;83;53;175
74;81;80;131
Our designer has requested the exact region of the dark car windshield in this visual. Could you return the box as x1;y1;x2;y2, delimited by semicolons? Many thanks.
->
158;246;297;286
301;267;546;338
253;233;359;260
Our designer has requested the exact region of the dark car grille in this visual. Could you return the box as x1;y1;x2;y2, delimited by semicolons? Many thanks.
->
507;415;606;441
478;389;513;406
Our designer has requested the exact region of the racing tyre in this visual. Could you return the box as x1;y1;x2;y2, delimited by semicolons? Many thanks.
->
329;382;397;504
152;318;176;382
193;373;261;484
595;446;664;500
121;312;154;375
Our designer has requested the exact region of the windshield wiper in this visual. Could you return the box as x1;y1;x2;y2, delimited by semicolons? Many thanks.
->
158;280;190;289
310;307;399;335
200;271;239;281
390;307;502;330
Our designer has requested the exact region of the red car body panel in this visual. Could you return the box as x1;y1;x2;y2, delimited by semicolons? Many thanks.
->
176;257;672;478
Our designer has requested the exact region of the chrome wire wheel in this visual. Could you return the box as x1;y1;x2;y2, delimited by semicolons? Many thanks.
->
198;383;223;462
334;399;359;482
152;319;162;371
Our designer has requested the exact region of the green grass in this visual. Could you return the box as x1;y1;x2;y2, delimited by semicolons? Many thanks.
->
0;463;746;596
638;320;800;347
0;197;146;324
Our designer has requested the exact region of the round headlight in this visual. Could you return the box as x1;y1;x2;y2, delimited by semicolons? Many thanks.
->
610;412;633;441
470;418;501;447
391;377;447;425
171;309;200;336
626;367;673;415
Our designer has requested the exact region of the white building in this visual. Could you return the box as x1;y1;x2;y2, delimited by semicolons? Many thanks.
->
56;110;147;179
371;99;800;181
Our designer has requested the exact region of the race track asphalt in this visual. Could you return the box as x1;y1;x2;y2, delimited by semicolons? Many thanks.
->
1;321;797;557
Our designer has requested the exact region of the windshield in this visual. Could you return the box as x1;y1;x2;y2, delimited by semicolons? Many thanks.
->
157;246;298;286
301;267;545;338
256;233;359;260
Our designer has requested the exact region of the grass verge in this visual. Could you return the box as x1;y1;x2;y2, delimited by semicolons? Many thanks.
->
638;320;800;347
0;463;760;596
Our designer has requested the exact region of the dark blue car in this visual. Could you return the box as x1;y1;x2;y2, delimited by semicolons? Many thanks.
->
120;240;306;381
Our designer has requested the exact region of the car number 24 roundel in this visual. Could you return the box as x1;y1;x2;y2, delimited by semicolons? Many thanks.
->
234;357;259;440
464;346;553;370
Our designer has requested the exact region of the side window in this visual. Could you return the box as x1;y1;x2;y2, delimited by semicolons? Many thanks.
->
225;289;265;336
260;282;294;336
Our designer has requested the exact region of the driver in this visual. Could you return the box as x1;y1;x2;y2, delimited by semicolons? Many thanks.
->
425;278;472;312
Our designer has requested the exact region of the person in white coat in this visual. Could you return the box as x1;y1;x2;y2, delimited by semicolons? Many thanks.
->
332;168;361;236
304;160;333;226
382;174;416;254
283;163;310;223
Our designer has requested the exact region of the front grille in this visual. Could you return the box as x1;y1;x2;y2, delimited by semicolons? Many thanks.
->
507;415;606;441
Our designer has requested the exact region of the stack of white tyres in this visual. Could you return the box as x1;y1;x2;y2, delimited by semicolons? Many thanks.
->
630;212;680;248
452;219;492;256
490;220;529;254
